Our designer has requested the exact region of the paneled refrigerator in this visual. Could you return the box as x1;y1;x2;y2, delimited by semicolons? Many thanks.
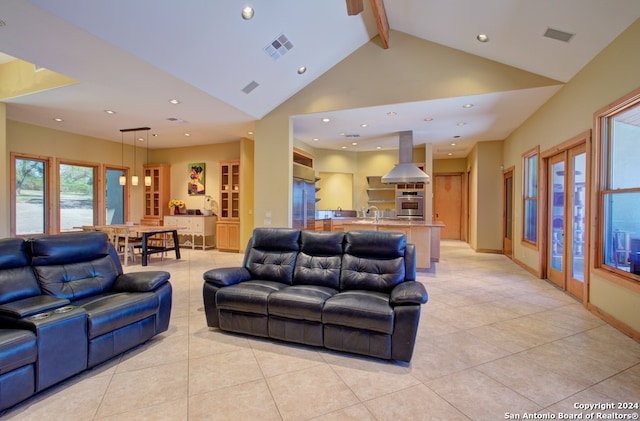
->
292;163;316;230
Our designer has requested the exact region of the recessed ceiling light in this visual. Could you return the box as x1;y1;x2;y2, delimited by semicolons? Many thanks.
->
137;137;145;142
462;103;474;108
360;123;367;128
448;152;453;156
247;131;254;135
424;117;433;122
168;99;181;105
387;112;397;116
376;146;382;150
338;132;345;136
104;110;116;115
457;122;466;126
184;133;191;137
451;143;457;146
351;142;358;146
312;138;319;142
341;146;347;149
321;118;330;123
476;34;489;43
152;133;159;137
297;66;307;74
241;6;254;20
53;118;63;122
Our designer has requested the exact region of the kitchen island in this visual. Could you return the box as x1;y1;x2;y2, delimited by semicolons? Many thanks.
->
342;219;444;271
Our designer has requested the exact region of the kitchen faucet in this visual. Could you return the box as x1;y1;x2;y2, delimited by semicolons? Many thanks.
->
367;205;380;223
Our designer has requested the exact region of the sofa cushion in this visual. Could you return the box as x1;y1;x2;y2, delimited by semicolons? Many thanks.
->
33;256;119;301
0;238;41;304
323;291;394;335
340;254;406;293
268;285;337;322
0;329;37;374
244;229;300;285
344;231;406;259
216;281;287;315
73;292;159;339
294;231;343;289
29;232;112;266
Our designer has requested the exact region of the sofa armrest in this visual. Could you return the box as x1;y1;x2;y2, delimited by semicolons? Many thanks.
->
0;295;71;318
112;271;170;292
203;267;251;288
390;281;428;306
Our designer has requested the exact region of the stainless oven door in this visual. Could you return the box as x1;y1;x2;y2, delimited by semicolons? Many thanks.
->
396;197;423;218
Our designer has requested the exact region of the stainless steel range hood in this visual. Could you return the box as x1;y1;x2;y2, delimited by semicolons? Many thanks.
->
381;130;430;184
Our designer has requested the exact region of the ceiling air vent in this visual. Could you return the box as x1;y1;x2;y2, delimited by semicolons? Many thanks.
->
264;33;293;60
345;134;360;138
166;117;187;123
543;27;574;43
242;81;260;95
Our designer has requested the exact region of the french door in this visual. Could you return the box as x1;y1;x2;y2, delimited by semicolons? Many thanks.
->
503;168;514;258
546;144;587;300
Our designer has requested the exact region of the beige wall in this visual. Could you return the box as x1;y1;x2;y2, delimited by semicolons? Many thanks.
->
240;137;255;250
503;18;640;332
475;141;504;252
317;172;354;210
0;104;7;238
254;30;561;230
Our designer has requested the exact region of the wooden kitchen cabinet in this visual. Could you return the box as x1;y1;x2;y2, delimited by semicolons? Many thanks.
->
216;160;240;252
216;221;240;252
141;164;170;225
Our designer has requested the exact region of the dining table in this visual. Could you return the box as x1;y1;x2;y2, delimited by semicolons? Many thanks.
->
94;224;185;266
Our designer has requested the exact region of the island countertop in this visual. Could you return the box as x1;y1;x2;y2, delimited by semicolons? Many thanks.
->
341;219;444;270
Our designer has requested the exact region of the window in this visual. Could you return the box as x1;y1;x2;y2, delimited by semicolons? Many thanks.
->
522;147;539;245
11;154;51;236
595;88;640;281
58;162;98;231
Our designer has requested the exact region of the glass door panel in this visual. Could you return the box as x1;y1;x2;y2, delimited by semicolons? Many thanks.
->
548;153;566;288
567;145;587;299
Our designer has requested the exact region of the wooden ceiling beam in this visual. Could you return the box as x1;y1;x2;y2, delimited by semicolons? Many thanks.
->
346;0;364;16
370;0;390;49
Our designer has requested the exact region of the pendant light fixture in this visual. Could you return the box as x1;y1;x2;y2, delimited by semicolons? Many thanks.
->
131;130;139;186
119;130;126;186
120;127;151;187
144;130;152;186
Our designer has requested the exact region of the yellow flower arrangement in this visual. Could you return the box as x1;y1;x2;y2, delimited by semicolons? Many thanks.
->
168;199;186;209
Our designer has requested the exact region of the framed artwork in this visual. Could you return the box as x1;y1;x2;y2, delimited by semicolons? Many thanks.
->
188;162;206;195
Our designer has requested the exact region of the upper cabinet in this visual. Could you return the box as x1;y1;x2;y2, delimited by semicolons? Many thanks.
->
142;164;170;225
219;160;240;219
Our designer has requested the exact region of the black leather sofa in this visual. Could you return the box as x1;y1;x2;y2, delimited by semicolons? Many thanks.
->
203;228;428;362
0;231;172;411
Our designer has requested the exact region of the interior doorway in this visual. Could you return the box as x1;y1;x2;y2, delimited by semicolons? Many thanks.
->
433;173;462;240
544;142;587;301
503;168;514;258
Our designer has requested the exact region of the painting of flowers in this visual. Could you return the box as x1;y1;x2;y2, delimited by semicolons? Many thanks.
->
188;163;205;195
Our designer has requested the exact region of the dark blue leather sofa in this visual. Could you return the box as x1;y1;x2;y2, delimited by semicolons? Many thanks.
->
0;231;172;411
203;228;428;363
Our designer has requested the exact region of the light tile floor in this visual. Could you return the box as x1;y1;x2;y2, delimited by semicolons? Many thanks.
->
3;241;640;420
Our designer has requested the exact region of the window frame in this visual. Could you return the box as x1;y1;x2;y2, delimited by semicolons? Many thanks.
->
594;87;640;286
10;153;54;236
522;146;540;248
56;158;101;232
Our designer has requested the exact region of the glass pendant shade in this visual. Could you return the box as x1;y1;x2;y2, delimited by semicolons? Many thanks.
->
119;175;126;186
131;175;139;186
144;175;152;186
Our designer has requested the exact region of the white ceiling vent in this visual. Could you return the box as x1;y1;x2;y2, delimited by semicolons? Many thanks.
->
264;33;294;60
242;81;260;95
544;27;575;43
166;117;187;123
345;134;360;138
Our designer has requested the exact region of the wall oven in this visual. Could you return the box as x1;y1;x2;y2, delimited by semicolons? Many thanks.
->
396;189;424;219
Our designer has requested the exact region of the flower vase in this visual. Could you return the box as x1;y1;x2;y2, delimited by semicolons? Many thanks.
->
173;207;179;215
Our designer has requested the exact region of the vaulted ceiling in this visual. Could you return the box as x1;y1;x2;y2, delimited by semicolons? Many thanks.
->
1;0;639;158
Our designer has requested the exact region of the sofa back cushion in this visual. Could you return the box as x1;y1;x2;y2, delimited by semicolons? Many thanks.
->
244;228;300;285
294;231;344;289
0;238;41;304
29;232;120;301
340;231;406;293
